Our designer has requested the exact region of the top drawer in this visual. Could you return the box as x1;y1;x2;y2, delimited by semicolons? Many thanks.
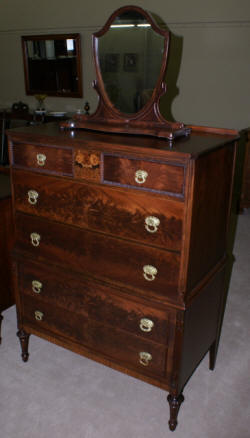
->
103;154;185;197
11;142;73;177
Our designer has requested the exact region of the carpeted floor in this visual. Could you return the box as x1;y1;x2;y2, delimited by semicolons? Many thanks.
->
0;211;250;438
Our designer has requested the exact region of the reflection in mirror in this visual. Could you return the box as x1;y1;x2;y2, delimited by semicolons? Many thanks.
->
98;11;164;114
22;34;83;97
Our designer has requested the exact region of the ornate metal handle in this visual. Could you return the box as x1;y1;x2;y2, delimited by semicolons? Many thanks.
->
30;232;41;247
143;265;158;281
139;318;154;332
32;280;42;294
139;351;152;366
135;170;148;184
28;190;39;205
145;216;160;233
34;310;44;321
36;153;46;166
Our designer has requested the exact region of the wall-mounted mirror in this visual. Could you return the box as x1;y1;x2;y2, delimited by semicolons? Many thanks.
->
22;33;83;97
63;6;190;140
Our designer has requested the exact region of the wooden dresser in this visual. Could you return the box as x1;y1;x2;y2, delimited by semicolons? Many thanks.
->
0;173;14;342
7;123;238;430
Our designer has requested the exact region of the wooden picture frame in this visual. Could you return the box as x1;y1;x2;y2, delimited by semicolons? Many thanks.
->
123;53;138;72
21;33;83;98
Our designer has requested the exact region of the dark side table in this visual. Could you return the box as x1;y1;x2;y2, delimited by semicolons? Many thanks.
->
0;174;14;343
240;129;250;211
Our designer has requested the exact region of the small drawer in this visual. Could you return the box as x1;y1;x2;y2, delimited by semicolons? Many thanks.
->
103;154;185;197
21;294;168;377
18;261;171;345
15;213;181;303
11;142;73;176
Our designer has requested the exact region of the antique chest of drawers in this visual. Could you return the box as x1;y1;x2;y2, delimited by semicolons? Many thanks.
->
7;123;238;430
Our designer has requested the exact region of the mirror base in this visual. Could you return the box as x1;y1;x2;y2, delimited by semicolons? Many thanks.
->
60;116;191;140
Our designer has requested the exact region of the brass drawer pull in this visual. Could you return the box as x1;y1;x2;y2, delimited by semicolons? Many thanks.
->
34;310;44;321
143;265;158;281
28;190;39;205
145;216;160;233
37;153;46;166
135;170;148;184
32;280;42;294
139;351;152;366
30;232;41;247
140;318;154;332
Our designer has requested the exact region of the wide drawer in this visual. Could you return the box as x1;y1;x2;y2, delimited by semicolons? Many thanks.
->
13;170;183;251
11;142;73;176
21;294;168;377
15;213;181;302
18;261;171;345
103;154;185;197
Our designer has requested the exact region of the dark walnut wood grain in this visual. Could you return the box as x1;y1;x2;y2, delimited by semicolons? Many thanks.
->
7;121;238;432
11;142;73;176
18;261;171;345
15;212;181;304
103;154;185;197
12;169;184;251
21;294;168;377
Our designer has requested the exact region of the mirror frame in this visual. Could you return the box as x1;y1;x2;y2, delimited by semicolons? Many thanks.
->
62;6;190;140
22;33;83;98
93;6;169;120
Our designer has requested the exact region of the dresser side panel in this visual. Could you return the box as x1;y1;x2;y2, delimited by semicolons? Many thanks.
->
186;143;235;292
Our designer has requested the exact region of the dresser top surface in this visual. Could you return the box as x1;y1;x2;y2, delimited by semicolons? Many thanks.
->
7;122;238;160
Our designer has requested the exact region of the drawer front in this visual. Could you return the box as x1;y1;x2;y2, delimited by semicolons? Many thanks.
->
15;213;180;301
103;154;185;197
21;294;167;377
11;142;73;176
13;170;183;251
18;261;170;345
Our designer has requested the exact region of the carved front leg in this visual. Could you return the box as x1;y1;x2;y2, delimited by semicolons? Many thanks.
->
17;329;30;362
167;393;184;431
0;314;3;344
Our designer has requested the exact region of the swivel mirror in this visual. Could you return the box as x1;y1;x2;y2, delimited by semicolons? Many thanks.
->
64;5;190;140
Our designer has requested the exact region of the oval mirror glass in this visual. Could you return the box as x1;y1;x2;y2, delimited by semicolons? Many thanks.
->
97;10;165;114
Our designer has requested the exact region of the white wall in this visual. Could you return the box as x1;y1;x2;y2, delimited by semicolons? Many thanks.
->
0;0;249;129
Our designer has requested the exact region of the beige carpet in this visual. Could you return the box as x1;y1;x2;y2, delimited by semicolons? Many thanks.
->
0;211;250;438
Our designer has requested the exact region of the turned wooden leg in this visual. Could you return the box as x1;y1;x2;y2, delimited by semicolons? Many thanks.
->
17;329;30;362
0;314;3;344
167;393;184;431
